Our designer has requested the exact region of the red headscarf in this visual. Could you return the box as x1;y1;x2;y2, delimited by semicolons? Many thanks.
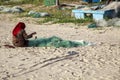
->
12;22;26;36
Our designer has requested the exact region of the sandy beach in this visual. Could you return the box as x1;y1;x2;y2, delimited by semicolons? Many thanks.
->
0;12;120;80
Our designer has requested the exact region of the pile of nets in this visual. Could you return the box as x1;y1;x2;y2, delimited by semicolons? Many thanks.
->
28;11;50;18
28;36;90;48
0;6;24;13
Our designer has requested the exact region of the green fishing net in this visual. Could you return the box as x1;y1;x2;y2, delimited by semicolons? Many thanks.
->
28;36;89;48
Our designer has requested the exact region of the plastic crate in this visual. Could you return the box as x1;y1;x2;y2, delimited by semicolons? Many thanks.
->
72;9;115;21
44;0;56;6
83;0;100;3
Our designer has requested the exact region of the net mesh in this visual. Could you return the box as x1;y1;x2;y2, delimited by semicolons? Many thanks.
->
28;36;89;48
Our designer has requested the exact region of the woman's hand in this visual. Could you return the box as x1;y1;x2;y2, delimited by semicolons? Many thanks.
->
31;32;36;35
30;32;36;38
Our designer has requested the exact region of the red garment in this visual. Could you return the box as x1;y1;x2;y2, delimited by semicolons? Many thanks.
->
12;22;26;36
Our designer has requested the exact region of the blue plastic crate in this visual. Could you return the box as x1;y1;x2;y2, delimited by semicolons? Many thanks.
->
83;0;100;3
72;9;115;21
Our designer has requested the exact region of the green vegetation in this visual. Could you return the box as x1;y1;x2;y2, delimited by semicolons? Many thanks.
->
0;0;43;5
38;14;94;24
19;9;93;24
0;0;80;5
38;8;94;24
0;0;94;25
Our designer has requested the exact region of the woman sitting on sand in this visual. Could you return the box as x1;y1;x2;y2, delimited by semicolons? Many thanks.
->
12;22;36;47
12;22;91;48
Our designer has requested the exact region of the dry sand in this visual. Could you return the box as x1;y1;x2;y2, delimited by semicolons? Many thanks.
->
0;13;120;80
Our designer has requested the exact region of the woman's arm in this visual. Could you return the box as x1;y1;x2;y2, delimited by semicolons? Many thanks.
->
22;30;36;39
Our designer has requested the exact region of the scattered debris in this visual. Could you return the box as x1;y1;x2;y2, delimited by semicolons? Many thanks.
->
67;51;79;55
88;23;97;28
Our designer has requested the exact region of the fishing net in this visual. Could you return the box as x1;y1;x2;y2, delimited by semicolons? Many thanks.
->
28;36;89;48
